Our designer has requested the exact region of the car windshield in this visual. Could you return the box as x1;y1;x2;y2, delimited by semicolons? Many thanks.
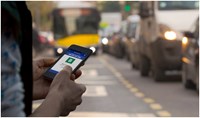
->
158;1;199;10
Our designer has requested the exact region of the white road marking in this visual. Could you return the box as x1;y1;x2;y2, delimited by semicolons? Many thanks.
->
68;112;156;117
135;113;156;117
76;69;110;97
82;64;104;69
82;69;99;76
79;75;115;80
78;80;117;85
83;86;108;97
33;103;156;117
99;56;170;116
32;102;41;111
77;69;118;85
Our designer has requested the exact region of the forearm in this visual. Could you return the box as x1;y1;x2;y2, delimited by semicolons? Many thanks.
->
30;93;62;117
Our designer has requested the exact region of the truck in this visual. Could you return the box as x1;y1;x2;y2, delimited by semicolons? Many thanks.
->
128;1;199;81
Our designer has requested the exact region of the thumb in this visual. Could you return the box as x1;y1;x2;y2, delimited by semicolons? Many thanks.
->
77;84;86;93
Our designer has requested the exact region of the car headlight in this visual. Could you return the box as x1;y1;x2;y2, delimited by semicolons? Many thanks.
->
90;47;96;53
164;31;177;40
57;48;63;54
182;37;188;45
102;37;108;45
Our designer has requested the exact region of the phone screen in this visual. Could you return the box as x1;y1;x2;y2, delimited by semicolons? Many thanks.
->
49;49;87;74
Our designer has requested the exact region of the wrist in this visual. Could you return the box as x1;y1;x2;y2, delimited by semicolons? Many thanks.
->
31;92;62;117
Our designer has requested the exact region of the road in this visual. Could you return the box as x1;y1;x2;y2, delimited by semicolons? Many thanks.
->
33;50;199;117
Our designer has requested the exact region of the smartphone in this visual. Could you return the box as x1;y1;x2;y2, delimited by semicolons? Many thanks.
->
43;44;93;79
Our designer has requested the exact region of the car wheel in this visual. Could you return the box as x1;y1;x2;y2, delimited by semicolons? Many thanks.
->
182;64;196;89
140;56;150;76
132;63;136;69
153;67;165;82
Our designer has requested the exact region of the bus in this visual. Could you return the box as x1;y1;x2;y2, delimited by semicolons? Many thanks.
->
52;1;101;55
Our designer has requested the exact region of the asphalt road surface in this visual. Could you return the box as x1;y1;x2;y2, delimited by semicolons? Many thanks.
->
33;50;199;117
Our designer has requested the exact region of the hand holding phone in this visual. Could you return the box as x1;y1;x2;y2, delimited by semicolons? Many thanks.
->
43;44;92;79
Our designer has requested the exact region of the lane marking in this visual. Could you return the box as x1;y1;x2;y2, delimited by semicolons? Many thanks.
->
143;98;155;104
125;83;134;89
99;56;171;117
150;103;163;110
130;88;139;93
121;80;130;85
157;110;171;117
134;92;145;98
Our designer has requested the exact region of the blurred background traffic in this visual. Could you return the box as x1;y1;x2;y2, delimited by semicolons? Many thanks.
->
27;1;199;117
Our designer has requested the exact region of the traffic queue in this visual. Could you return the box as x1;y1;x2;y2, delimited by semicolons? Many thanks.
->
100;1;199;92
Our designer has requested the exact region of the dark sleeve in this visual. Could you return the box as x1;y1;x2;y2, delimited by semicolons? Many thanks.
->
16;1;33;116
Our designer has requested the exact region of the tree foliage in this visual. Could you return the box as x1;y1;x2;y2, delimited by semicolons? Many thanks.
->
26;1;56;30
101;1;121;12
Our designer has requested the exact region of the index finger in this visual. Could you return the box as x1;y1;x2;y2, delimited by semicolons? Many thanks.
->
57;65;73;79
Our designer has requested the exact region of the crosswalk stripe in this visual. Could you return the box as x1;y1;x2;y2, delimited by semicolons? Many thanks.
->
83;86;108;97
79;75;115;80
68;112;156;117
78;80;117;85
82;69;98;76
82;64;104;69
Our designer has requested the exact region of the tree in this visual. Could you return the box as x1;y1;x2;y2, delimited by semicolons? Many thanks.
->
101;1;121;12
26;1;56;31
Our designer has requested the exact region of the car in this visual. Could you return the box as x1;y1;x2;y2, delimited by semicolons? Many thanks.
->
103;21;128;59
100;24;117;54
182;17;199;91
123;15;141;68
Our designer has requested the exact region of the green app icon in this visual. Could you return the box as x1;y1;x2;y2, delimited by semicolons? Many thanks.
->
66;57;75;64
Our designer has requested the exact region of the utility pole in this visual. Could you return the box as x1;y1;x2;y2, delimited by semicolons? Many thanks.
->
119;1;126;20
